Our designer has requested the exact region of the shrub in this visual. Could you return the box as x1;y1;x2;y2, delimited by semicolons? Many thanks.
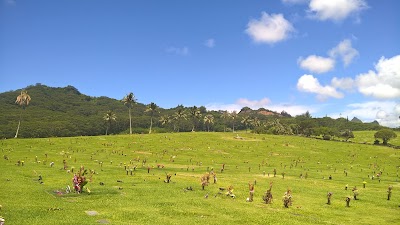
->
323;135;331;140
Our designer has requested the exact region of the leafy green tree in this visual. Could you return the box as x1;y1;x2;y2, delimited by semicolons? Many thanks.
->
145;102;159;134
340;129;355;141
314;127;330;136
302;111;312;118
189;106;202;132
103;110;117;135
290;124;300;135
14;90;31;138
204;114;214;132
374;129;397;145
297;119;317;136
122;92;137;135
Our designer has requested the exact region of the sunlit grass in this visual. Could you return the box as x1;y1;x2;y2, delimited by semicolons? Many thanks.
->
0;132;399;224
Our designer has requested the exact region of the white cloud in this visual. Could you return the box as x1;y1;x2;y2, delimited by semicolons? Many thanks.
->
204;39;215;48
236;98;271;108
376;110;387;119
329;39;358;66
297;74;344;101
298;55;335;73
268;104;318;116
331;101;400;128
166;46;189;56
331;77;354;90
356;55;400;99
308;0;368;21
395;104;400;114
245;12;294;44
206;98;318;116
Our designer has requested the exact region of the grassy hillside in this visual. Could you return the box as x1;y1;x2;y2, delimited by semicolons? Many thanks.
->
1;84;389;139
1;132;399;224
353;131;400;146
0;84;150;138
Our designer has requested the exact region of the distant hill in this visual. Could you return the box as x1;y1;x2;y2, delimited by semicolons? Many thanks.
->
0;84;385;138
351;117;363;123
0;84;150;138
238;107;289;117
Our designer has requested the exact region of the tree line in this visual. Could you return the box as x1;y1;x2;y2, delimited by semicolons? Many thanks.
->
0;84;396;143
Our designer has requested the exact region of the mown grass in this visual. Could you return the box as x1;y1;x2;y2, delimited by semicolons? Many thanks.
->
0;132;399;225
353;131;400;146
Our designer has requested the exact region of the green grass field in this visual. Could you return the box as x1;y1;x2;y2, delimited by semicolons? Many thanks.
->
1;132;399;225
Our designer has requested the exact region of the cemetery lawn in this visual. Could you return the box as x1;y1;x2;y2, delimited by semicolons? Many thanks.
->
0;132;399;225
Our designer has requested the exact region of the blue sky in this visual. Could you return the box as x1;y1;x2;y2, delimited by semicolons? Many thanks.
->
1;0;399;127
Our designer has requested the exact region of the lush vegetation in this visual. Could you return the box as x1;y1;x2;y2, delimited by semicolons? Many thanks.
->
0;132;399;224
0;84;390;140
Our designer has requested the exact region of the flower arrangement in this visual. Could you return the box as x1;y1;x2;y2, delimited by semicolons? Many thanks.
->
72;166;90;193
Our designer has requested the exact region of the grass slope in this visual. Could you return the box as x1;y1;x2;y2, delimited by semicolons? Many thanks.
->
0;132;399;225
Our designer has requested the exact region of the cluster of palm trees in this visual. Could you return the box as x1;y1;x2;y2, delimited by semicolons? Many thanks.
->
12;90;296;137
158;106;216;132
105;92;296;135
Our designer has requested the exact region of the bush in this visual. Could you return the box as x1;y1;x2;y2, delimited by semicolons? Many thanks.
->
323;135;331;140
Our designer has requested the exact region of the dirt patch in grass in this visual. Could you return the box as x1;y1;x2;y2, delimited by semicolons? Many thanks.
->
97;219;110;224
85;210;99;216
132;151;152;155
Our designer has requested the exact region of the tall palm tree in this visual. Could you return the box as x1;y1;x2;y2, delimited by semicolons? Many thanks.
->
189;106;202;132
221;110;230;132
145;102;159;134
122;92;137;135
204;114;214;132
230;111;238;132
103;110;117;135
173;106;187;132
14;90;31;138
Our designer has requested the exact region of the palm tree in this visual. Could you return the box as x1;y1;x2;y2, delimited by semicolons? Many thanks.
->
122;92;137;135
103;110;117;135
252;117;261;128
204;114;214;132
189;106;202;132
221;111;230;132
230;111;238;132
159;115;171;127
14;90;31;138
145;102;159;134
241;115;252;133
173;106;187;132
268;119;293;135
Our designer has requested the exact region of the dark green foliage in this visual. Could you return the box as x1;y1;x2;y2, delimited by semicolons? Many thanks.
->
0;84;147;138
0;84;389;138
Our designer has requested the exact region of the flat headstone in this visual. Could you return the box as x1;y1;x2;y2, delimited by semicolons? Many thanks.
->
97;219;110;224
85;210;99;216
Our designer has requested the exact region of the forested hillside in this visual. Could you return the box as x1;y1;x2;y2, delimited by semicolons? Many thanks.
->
0;84;385;138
